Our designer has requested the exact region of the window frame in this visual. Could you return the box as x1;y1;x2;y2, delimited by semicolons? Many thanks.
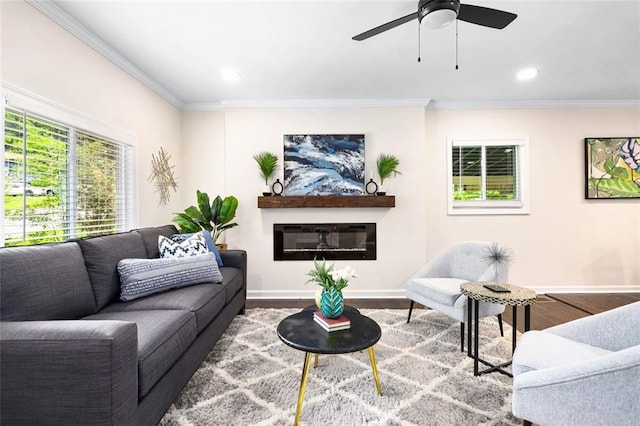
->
2;85;137;246
446;136;530;215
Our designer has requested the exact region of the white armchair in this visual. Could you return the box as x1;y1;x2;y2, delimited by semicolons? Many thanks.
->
405;241;511;352
512;300;640;426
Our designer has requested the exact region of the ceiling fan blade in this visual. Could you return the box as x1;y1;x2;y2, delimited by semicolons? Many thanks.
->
457;4;517;29
353;12;419;41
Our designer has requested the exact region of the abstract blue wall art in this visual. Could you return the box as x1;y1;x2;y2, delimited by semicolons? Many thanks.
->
283;134;365;195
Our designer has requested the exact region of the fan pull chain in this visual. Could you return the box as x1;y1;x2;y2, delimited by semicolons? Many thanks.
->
455;20;459;70
417;21;421;62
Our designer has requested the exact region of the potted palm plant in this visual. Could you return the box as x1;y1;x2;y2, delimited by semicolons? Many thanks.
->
376;153;401;195
253;151;279;195
173;190;238;248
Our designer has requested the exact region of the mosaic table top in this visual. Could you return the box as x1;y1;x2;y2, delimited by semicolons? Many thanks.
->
460;281;538;306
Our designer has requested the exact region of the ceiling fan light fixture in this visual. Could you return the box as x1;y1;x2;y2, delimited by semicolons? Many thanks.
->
422;9;457;29
419;0;460;29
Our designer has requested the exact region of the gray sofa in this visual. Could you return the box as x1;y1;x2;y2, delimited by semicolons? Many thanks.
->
0;225;247;425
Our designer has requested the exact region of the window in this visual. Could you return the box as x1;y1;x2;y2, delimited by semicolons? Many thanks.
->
2;105;134;246
447;137;529;215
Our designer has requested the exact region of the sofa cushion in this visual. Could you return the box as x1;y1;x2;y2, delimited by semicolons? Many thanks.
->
406;277;467;307
78;232;149;310
99;283;226;334
158;233;208;258
118;253;223;301
513;330;612;376
171;231;223;266
83;309;197;397
134;225;178;258
219;267;244;303
0;243;97;321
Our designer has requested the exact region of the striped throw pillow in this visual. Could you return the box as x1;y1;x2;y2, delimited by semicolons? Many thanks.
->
118;252;222;301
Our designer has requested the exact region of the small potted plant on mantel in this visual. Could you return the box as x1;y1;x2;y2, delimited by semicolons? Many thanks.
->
253;151;279;196
376;153;401;196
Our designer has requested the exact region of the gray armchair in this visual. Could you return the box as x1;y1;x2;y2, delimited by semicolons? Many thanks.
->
512;301;640;426
405;241;511;351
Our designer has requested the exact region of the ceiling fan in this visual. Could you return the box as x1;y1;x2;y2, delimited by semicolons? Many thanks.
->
352;0;517;41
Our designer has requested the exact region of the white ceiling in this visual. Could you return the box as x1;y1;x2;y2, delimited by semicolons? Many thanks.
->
38;0;640;109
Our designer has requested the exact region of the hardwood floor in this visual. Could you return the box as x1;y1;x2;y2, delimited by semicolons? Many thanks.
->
546;293;640;315
247;293;640;333
502;293;640;333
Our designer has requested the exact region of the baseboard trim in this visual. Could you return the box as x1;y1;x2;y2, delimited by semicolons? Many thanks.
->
247;286;640;300
525;285;640;294
247;290;407;299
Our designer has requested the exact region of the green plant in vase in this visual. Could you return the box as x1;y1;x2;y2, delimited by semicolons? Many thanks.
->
306;258;357;318
253;151;279;195
173;190;238;244
376;153;401;195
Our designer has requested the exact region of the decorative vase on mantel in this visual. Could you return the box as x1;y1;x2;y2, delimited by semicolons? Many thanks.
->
320;288;345;318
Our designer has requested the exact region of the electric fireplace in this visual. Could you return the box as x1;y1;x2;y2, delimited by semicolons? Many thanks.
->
273;223;376;261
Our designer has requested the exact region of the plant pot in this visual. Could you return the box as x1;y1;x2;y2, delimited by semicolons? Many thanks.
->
215;243;228;251
314;288;323;309
320;288;344;318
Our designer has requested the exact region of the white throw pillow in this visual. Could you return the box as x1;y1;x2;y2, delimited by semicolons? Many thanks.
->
158;232;208;258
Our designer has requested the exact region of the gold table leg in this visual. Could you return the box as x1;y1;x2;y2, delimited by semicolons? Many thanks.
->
314;353;319;368
368;346;383;396
294;352;313;426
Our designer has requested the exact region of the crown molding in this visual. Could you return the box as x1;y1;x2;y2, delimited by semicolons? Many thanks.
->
427;99;640;110
26;0;184;109
184;98;433;110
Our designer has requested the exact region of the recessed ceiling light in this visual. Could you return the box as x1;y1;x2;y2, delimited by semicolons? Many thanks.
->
516;67;539;81
221;68;241;82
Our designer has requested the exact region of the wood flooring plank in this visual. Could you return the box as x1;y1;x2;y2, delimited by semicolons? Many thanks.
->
502;297;590;332
547;293;640;315
246;298;410;310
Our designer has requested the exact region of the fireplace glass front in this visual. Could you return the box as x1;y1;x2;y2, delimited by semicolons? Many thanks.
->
273;223;376;261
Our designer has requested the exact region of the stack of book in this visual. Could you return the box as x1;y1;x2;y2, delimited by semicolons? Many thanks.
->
313;311;351;332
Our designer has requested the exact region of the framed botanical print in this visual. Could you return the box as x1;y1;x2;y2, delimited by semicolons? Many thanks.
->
585;137;640;199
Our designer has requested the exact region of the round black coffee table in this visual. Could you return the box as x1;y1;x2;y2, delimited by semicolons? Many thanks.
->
277;307;382;425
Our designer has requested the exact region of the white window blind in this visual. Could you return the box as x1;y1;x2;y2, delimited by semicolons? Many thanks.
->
3;106;134;246
447;137;530;215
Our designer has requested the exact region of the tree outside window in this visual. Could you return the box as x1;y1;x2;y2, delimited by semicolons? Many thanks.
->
2;107;133;246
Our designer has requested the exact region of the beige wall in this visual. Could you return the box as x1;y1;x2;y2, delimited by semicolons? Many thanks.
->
181;107;640;297
1;1;183;226
425;107;640;292
180;111;226;206
206;107;427;298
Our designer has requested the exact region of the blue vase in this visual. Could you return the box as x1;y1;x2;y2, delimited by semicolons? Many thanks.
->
320;288;344;318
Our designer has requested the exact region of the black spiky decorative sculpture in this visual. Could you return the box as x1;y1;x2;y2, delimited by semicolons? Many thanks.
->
483;242;513;272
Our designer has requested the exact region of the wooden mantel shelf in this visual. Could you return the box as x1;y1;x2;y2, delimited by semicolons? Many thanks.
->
257;195;395;208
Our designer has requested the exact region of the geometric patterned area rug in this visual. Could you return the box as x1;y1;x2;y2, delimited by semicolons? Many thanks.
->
160;308;522;425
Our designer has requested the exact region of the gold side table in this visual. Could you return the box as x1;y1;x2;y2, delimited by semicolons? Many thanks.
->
460;281;537;377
